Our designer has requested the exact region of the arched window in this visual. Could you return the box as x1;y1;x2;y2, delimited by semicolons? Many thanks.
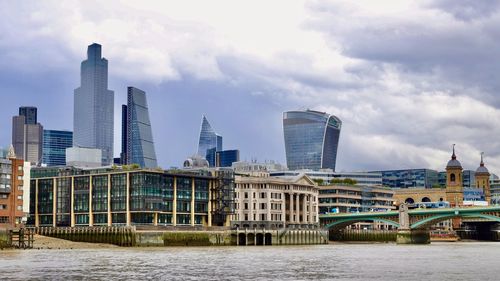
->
421;197;431;202
450;173;456;182
405;198;415;204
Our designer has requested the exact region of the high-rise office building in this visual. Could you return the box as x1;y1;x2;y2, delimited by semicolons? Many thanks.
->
121;87;158;168
42;130;73;166
197;115;222;166
19;107;37;125
73;43;114;165
283;109;342;171
12;107;43;164
216;150;240;167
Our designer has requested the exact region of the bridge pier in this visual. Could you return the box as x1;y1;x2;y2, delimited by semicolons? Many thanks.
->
396;229;430;244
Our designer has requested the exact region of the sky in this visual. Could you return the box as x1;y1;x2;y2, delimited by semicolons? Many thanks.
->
1;0;500;173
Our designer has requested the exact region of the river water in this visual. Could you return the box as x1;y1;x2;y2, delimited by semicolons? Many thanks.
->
1;242;500;280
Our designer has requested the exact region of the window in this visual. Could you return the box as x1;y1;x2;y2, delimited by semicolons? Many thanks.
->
18;166;23;171
244;203;248;210
0;204;6;210
244;192;248;199
17;195;23;200
17;176;23;180
17;205;23;211
0;194;7;199
18;186;23;191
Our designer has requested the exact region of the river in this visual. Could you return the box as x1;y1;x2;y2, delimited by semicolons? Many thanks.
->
1;242;500;280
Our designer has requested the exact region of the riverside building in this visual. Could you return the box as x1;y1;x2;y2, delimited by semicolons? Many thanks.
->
0;146;26;227
28;166;235;228
232;174;319;229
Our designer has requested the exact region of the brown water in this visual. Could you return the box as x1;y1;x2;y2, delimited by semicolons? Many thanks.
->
1;242;500;280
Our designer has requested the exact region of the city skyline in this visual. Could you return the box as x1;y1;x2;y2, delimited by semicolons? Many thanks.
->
2;1;500;173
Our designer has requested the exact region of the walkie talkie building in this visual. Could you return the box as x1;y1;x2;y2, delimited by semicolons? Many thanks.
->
283;110;342;171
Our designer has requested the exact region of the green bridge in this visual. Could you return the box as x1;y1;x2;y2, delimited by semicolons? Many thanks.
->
320;205;500;244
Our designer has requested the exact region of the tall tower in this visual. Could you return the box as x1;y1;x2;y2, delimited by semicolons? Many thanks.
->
122;87;158;168
197;115;222;167
73;43;114;165
12;106;43;164
475;152;491;203
283;109;341;171
445;145;463;207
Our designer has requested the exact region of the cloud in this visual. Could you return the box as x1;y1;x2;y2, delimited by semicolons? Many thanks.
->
1;0;500;175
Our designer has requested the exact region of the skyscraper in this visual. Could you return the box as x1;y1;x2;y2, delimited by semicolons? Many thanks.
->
19;106;37;125
73;43;114;165
283;109;342;171
42;130;73;166
122;87;158;168
197;115;222;166
216;149;240;167
12;107;43;164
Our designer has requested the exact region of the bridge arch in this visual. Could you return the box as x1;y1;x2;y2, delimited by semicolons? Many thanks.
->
324;218;400;231
411;213;500;229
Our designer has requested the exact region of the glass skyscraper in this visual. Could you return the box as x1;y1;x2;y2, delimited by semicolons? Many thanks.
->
216;150;240;167
42;130;73;166
73;43;114;165
122;87;158;168
19;106;37;125
197;115;222;166
283;110;342;171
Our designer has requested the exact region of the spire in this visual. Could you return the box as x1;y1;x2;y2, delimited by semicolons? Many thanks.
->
480;152;484;167
7;144;16;159
451;144;456;160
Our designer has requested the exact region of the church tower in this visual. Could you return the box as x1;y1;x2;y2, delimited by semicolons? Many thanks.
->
445;145;463;207
475;152;491;204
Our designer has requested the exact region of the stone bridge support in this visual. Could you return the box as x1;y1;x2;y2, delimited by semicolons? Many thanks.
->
396;204;430;244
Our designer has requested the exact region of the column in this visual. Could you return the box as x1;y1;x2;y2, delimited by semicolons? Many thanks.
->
249;184;254;223
126;173;131;226
207;180;212;227
35;179;39;227
266;190;271;226
89;175;93;227
295;193;300;224
52;178;57;227
172;176;177;226
302;194;307;224
191;177;195;226
107;174;112;227
289;193;294;225
281;192;286;227
309;195;314;224
70;177;75;227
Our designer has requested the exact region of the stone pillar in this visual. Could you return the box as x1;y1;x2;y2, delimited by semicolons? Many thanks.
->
295;194;300;224
396;229;430;244
126;173;131;227
289;193;294;225
309;195;314;224
52;178;57;227
107;174;111;227
302;194;307;224
281;192;286;227
267;190;271;224
172;176;177;226
207;180;212;227
71;177;75;227
191;177;195;226
35;179;39;227
89;175;93;227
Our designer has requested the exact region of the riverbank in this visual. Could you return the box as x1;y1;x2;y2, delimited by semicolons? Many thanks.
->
30;234;118;250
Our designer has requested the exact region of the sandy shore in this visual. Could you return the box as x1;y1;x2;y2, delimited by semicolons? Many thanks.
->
31;235;119;250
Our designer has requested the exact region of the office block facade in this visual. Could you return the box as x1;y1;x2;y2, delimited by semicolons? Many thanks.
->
28;168;235;227
122;87;158;168
0;148;25;227
216;150;240;167
371;169;439;189
42;130;73;166
73;43;114;165
12;108;43;164
283;110;341;171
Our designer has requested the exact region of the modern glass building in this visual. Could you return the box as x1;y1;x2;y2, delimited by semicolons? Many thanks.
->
216;150;240;167
371;169;439;189
197;115;222;166
73;43;114;165
270;171;382;186
28;167;235;227
122;87;158;168
42;130;73;166
283;110;341;171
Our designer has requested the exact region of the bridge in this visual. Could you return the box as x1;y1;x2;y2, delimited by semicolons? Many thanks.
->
320;205;500;244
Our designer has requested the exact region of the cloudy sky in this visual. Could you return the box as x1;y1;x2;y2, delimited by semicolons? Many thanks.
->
1;0;500;173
